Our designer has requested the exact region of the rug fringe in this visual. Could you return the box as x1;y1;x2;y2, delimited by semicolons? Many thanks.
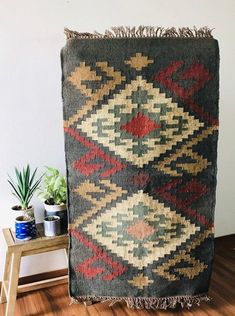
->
70;293;211;310
64;26;214;40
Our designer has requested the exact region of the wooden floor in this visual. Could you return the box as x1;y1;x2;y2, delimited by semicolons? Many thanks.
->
1;234;234;316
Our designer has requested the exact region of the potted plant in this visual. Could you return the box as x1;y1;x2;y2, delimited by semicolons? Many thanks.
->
44;215;61;237
8;165;42;240
38;167;67;233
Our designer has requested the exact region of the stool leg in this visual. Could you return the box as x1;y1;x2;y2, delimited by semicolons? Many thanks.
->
5;251;21;316
0;251;11;304
64;248;68;261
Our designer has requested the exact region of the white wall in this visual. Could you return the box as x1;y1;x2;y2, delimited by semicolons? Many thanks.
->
0;0;234;280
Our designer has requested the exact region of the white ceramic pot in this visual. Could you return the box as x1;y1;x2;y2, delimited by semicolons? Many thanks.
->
11;205;34;232
44;203;66;212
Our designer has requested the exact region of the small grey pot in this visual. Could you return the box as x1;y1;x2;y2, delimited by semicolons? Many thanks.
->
44;216;61;237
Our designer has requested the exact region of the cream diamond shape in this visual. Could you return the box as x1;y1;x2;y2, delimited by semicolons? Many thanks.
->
83;191;200;270
79;76;204;167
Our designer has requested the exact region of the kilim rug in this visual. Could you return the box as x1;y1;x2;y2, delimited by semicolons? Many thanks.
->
61;26;219;309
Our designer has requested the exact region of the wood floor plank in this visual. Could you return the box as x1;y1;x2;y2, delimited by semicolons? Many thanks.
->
0;234;234;316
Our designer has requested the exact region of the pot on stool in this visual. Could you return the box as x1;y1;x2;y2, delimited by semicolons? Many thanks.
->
44;216;61;237
44;203;67;234
15;216;36;241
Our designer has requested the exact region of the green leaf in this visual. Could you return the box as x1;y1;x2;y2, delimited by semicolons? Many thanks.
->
39;167;67;204
7;180;22;200
22;167;27;200
30;178;42;195
29;167;37;187
25;165;30;187
15;167;23;188
16;183;24;199
12;192;22;203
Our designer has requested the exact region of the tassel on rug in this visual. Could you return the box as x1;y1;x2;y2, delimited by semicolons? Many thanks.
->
64;26;214;39
70;294;211;310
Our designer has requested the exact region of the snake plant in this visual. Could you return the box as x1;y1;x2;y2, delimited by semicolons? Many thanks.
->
8;165;42;216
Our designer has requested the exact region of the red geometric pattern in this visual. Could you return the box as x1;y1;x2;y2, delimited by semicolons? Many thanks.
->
70;229;127;280
64;127;126;177
121;112;161;138
154;61;218;126
132;171;150;187
156;179;212;228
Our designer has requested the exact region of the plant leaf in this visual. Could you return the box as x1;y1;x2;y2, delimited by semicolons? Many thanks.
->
7;180;22;200
15;167;23;188
29;167;37;186
12;192;22;203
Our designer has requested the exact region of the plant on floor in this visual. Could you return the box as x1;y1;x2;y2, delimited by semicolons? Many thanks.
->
38;166;67;205
8;164;42;220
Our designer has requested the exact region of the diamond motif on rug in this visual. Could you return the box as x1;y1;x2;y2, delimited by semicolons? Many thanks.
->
126;219;155;239
121;112;161;137
124;52;154;70
80;76;204;167
128;273;154;289
83;191;200;269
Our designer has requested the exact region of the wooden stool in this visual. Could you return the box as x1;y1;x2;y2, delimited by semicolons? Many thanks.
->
0;224;68;316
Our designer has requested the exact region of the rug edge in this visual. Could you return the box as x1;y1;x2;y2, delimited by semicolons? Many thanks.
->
70;293;211;310
64;26;214;40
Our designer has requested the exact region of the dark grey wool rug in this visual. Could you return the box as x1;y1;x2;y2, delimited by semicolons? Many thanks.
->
61;26;219;309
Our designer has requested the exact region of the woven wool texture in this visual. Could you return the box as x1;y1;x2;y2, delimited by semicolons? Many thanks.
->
61;30;219;309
